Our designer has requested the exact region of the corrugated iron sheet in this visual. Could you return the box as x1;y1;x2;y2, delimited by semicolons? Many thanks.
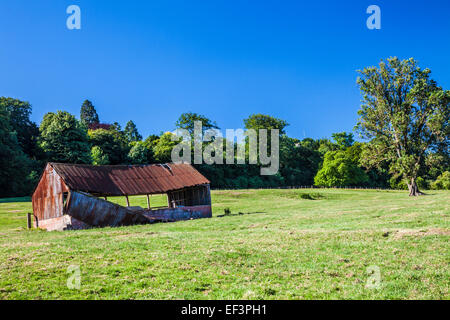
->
65;191;211;228
31;164;69;220
65;191;150;227
49;162;209;196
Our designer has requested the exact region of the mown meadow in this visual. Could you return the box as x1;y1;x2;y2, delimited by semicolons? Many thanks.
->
0;189;448;299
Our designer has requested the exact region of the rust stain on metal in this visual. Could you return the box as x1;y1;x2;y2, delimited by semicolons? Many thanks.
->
65;192;149;227
31;162;212;231
31;164;69;221
50;162;209;196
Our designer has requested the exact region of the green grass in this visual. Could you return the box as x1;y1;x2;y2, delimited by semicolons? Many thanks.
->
0;189;448;299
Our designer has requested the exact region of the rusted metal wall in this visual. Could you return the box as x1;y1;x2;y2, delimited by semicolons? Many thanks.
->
50;162;210;196
64;191;211;229
34;191;212;230
32;164;69;221
32;162;213;230
64;191;149;227
142;205;212;222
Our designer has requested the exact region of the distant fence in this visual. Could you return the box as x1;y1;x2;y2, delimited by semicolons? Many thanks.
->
212;185;397;191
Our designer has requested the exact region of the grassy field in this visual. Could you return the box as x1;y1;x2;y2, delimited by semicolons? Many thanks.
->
0;189;448;299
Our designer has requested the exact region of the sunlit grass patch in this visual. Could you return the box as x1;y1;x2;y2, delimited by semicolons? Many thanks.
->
0;189;448;299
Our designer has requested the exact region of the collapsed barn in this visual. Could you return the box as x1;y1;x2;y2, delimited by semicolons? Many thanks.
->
32;163;212;231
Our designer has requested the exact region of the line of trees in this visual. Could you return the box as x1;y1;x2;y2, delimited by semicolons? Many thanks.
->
0;57;448;197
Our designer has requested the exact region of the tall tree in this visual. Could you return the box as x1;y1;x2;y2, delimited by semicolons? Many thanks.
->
124;120;142;142
0;107;32;197
175;112;219;135
39;111;91;164
142;134;159;163
332;132;354;149
244;114;288;134
80;100;99;126
356;57;449;196
0;97;40;158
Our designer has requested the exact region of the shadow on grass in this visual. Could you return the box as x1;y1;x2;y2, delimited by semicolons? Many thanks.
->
216;211;265;218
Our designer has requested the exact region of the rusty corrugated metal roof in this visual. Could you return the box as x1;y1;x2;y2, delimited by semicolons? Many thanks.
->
49;162;209;196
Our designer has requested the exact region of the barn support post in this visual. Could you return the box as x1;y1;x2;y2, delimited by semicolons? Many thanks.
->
27;213;32;229
146;194;151;209
125;195;130;207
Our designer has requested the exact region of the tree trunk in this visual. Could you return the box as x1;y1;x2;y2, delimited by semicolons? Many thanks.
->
407;178;424;196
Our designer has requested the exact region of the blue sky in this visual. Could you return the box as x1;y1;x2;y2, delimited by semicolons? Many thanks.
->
0;0;449;140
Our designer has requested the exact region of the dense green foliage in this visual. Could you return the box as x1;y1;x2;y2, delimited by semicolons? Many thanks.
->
314;144;369;187
91;146;109;165
0;98;43;197
331;132;354;150
430;171;450;190
128;141;149;164
356;57;449;195
39;111;91;164
0;97;40;158
175;112;219;134
244;113;289;134
124;120;142;143
152;132;180;163
80;100;99;126
0;58;448;196
0;107;33;197
88;128;129;165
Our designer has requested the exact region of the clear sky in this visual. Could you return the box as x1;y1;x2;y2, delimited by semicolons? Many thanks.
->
0;0;449;140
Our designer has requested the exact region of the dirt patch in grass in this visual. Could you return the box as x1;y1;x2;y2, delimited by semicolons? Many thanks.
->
114;231;159;239
393;228;450;239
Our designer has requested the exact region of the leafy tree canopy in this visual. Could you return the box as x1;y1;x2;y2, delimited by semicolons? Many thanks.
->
128;141;148;164
430;171;450;190
332;132;354;149
314;144;369;187
175;112;219;135
88;128;129;165
88;123;113;131
0;106;33;197
39;111;91;164
279;136;322;186
80;99;99;126
244;114;288;134
91;146;109;165
153;132;180;163
356;57;449;196
124;120;142;142
0;97;40;158
316;138;338;155
143;134;160;148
